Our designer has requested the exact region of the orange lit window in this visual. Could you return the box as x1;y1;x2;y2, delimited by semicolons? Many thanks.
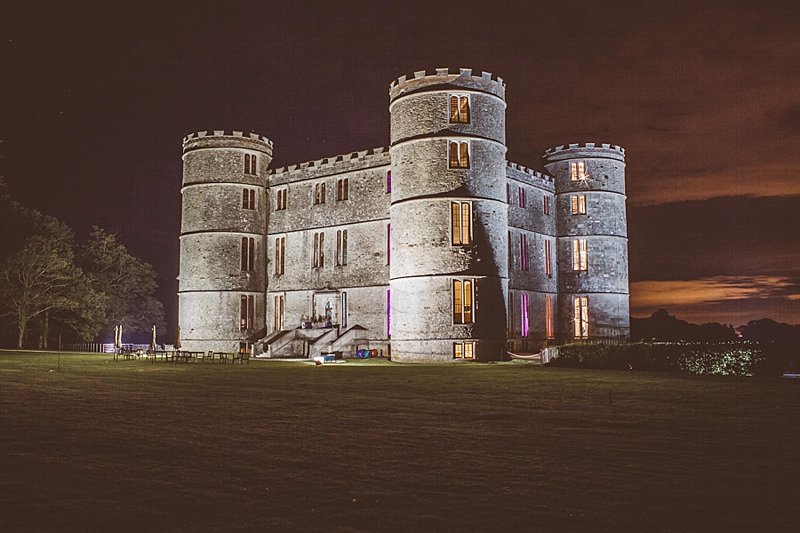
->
453;279;474;324
570;161;586;181
571;194;587;215
546;295;555;339
453;341;475;359
572;239;587;271
448;141;470;169
449;95;470;124
451;202;472;245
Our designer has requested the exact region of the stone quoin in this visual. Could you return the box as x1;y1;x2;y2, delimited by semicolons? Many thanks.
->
178;69;630;361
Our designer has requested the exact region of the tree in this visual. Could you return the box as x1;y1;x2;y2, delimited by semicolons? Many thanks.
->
79;227;165;341
0;233;104;348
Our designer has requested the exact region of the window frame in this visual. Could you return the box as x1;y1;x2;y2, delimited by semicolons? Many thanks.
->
570;161;587;181
574;296;589;339
572;239;588;271
453;341;475;359
449;94;470;124
448;140;470;169
336;177;349;201
451;201;473;246
452;279;475;324
274;236;285;275
313;182;326;205
571;194;587;215
336;229;348;266
312;231;325;268
241;236;255;272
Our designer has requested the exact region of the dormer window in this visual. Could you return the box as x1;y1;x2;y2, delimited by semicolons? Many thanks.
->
449;95;470;124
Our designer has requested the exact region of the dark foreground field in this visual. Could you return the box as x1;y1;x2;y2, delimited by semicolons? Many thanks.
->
1;352;798;532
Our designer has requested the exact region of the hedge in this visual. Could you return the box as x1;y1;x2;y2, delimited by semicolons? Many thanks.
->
545;342;790;376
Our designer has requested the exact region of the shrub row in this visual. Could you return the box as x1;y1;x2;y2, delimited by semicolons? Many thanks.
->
546;342;793;376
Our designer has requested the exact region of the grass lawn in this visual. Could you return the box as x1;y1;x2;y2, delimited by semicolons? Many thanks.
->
1;352;798;532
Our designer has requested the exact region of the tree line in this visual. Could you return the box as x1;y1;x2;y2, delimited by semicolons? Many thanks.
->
0;180;165;349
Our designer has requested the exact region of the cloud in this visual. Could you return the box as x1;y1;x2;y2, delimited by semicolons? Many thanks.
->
631;276;800;325
629;163;800;206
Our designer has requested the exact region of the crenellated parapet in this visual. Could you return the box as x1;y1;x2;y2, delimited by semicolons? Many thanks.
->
506;161;555;191
269;147;389;184
542;142;625;163
389;67;505;102
182;130;274;157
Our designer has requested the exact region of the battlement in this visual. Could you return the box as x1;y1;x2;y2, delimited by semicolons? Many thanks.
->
506;161;555;191
182;130;273;149
389;68;505;101
269;147;390;181
542;142;625;163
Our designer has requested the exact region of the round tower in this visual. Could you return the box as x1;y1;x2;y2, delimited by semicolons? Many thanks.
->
179;130;273;353
542;143;629;343
388;68;509;362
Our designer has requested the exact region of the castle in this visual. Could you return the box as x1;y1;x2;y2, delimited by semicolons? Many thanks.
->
178;68;629;362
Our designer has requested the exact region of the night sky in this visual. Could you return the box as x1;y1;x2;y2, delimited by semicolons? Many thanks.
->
4;1;799;335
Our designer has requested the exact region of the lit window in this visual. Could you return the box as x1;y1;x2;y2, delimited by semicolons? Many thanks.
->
518;187;526;208
314;182;326;205
448;141;470;169
519;233;529;271
449;95;470;124
241;237;255;272
273;294;284;331
244;154;258;176
242;188;256;210
570;161;586;181
574;296;589;338
336;229;348;266
386;171;392;193
274;236;285;275
546;295;554;339
240;294;254;331
452;279;474;324
453;341;475;359
451;202;472;246
387;289;391;337
545;239;552;278
336;178;349;201
572;239;588;271
520;293;529;337
312;232;325;268
386;223;390;265
275;188;287;210
571;194;587;215
543;195;550;215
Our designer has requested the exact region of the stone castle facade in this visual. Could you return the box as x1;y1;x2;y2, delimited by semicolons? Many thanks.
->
178;68;629;362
